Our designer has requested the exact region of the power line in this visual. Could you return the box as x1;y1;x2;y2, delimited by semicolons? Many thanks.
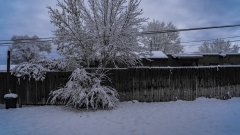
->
0;45;11;46
1;23;240;46
1;37;240;47
0;37;54;42
150;37;240;47
141;24;240;34
181;35;240;44
1;23;240;41
0;40;54;46
183;39;240;47
0;36;77;42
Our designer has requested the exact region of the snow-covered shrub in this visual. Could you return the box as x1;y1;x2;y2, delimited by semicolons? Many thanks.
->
48;68;119;110
11;62;48;81
11;58;79;81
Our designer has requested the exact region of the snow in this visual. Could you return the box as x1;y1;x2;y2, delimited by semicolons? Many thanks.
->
144;51;168;58
150;51;168;58
0;97;240;135
4;93;18;98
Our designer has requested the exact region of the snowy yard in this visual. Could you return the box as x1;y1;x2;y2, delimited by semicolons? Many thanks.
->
0;98;240;135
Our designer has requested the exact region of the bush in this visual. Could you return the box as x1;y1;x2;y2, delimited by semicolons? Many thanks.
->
48;68;119;110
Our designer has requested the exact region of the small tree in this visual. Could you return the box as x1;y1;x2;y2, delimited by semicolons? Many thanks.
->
9;35;52;64
142;20;184;54
48;68;119;110
198;39;239;53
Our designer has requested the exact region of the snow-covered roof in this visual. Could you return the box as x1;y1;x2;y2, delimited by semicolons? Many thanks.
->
223;53;240;56
188;52;240;56
144;51;168;59
171;53;240;59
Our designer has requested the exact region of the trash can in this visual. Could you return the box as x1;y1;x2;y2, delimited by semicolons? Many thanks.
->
4;93;18;109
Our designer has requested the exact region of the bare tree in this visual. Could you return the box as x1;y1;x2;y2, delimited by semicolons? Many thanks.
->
142;20;184;54
47;0;148;68
9;35;52;64
198;39;239;53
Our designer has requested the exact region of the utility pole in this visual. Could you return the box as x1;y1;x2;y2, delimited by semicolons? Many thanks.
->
6;50;10;93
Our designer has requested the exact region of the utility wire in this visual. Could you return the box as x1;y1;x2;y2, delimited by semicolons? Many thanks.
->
183;39;240;47
1;37;240;46
0;40;53;45
141;24;240;34
181;35;240;44
1;24;240;41
150;39;240;47
149;37;240;47
1;24;240;46
0;37;54;42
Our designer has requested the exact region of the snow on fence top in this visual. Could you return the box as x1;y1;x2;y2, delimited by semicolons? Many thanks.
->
131;65;240;69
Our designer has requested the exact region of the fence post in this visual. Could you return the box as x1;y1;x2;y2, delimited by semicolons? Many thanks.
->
17;77;22;108
35;81;38;105
132;77;134;101
196;75;198;99
6;50;10;94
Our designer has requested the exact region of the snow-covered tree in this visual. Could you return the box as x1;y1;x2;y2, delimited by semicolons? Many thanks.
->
48;68;119;110
47;0;148;68
198;39;239;53
142;20;184;54
9;35;52;64
45;0;148;110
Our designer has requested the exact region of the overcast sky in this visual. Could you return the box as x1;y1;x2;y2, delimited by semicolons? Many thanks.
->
1;0;240;64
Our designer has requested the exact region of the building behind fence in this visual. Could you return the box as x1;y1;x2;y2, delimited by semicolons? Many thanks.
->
0;66;240;105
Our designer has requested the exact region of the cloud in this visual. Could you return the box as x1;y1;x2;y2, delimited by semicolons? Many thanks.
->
0;0;57;39
139;0;240;52
1;0;240;64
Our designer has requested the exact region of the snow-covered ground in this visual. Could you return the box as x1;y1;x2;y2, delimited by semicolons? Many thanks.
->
0;98;240;135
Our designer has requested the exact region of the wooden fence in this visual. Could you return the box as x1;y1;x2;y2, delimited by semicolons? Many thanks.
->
0;66;240;104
